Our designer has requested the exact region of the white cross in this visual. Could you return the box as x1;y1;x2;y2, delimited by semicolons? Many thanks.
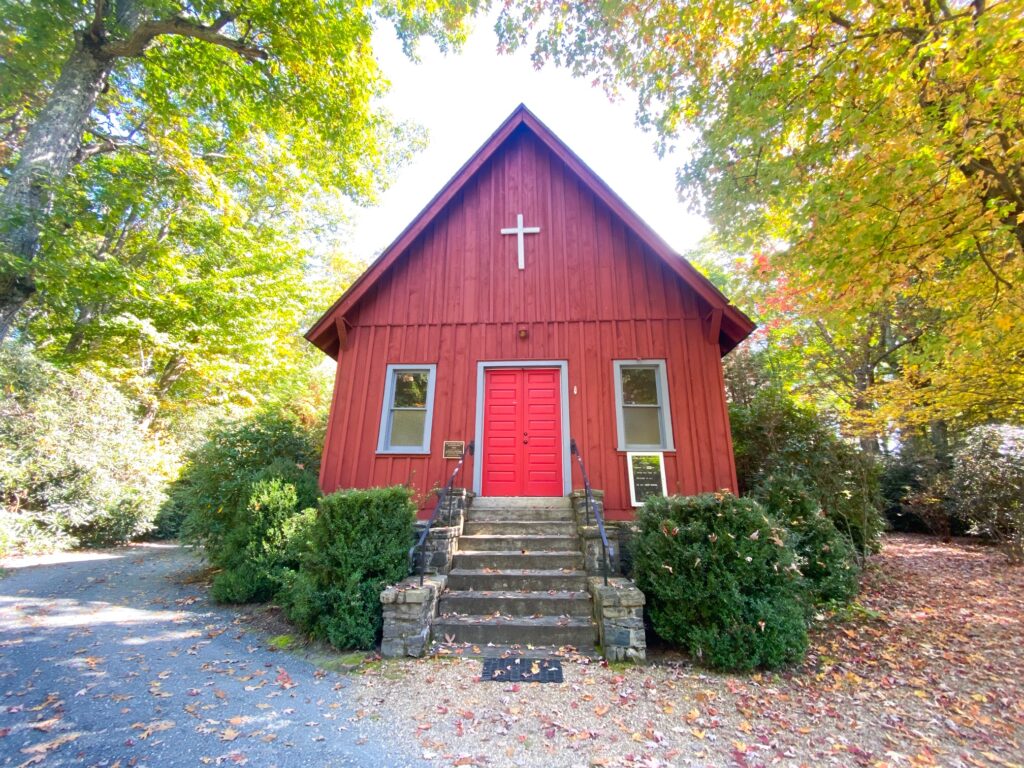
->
500;213;541;270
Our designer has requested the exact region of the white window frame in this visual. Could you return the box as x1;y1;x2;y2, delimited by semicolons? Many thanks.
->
613;360;675;452
376;364;437;454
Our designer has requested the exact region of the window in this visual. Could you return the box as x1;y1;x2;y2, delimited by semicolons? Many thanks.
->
613;360;674;451
377;365;437;453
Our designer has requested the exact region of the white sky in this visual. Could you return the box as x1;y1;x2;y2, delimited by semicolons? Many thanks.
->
344;14;711;266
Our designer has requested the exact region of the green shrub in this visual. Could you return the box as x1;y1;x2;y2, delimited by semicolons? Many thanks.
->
280;487;414;650
0;344;168;555
282;507;317;565
949;425;1024;563
635;493;809;671
879;431;970;539
730;387;884;554
209;477;306;604
167;407;322;549
753;474;860;603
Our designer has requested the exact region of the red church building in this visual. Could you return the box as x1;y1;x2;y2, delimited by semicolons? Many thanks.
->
306;105;754;519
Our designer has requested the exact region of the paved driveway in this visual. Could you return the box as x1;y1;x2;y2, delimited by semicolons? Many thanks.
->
0;544;423;767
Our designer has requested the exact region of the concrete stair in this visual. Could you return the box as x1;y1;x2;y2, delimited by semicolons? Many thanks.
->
462;520;575;536
452;551;582;570
435;496;598;652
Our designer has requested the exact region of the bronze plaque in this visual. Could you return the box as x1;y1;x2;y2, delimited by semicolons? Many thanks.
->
442;441;466;459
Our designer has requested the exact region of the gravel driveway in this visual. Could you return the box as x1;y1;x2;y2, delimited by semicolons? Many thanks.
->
0;543;424;768
3;536;1022;768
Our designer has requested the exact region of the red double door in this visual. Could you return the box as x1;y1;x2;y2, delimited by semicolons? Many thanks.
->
482;368;563;497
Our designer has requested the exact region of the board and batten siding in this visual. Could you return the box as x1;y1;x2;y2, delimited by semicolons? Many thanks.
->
319;128;738;518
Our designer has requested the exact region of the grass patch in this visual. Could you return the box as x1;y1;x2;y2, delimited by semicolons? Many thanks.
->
825;600;885;624
268;633;298;650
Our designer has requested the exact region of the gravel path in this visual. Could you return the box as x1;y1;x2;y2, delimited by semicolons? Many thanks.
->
353;535;1024;768
0;543;424;768
3;535;1021;768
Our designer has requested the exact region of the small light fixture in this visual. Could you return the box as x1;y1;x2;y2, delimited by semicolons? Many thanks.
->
518;327;529;340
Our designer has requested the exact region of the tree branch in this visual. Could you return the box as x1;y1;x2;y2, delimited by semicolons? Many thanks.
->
828;11;853;28
98;15;267;61
90;0;107;40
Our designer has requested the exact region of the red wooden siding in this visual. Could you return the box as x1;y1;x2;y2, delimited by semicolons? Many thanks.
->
319;127;739;518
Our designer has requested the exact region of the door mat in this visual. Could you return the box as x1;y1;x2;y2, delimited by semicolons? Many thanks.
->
481;657;564;683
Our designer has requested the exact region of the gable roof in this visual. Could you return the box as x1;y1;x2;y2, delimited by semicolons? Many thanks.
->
306;104;755;358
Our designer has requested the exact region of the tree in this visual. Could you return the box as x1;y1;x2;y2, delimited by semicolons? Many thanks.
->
697;244;937;450
1;0;478;338
499;0;1023;428
18;144;351;427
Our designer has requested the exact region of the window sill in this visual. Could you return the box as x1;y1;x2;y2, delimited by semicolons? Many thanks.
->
376;450;431;456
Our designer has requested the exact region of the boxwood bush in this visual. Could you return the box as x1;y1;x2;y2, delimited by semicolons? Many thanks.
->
209;478;314;604
280;486;415;650
635;493;809;671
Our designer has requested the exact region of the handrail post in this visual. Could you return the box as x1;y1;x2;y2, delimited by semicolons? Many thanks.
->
571;438;611;586
408;441;474;586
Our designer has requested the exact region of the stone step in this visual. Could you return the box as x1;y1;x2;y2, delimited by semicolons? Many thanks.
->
466;507;575;522
447;568;587;592
463;520;575;536
472;496;571;510
457;534;579;552
431;643;591;659
439;589;593;617
452;550;583;571
433;615;597;649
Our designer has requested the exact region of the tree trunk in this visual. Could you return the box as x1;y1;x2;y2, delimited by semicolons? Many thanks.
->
63;302;103;355
929;419;952;472
139;353;188;430
0;36;112;340
852;367;881;455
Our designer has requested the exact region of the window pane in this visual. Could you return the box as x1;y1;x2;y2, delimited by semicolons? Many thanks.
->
621;367;658;405
389;409;426;447
624;406;662;446
393;371;429;408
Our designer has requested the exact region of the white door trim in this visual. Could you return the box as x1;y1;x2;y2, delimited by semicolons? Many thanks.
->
473;360;571;497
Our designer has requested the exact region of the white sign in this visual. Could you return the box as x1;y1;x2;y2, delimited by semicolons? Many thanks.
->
627;452;667;507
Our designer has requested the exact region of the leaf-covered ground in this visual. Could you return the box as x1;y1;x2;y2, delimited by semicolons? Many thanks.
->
355;534;1024;767
1;535;1021;767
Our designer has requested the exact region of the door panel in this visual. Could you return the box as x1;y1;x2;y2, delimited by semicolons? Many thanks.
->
482;368;563;496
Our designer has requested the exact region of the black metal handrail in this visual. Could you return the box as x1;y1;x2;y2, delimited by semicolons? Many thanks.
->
408;441;474;585
570;438;614;585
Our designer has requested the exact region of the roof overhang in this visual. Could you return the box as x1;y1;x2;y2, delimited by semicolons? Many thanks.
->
306;104;755;358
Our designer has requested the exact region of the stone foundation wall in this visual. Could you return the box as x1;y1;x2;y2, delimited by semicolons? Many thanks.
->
411;488;474;575
569;488;605;527
588;576;646;662
380;574;446;658
412;523;460;574
616;522;640;580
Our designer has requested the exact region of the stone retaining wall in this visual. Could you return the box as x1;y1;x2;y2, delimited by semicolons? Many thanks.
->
411;488;474;575
380;575;446;658
588;576;646;662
